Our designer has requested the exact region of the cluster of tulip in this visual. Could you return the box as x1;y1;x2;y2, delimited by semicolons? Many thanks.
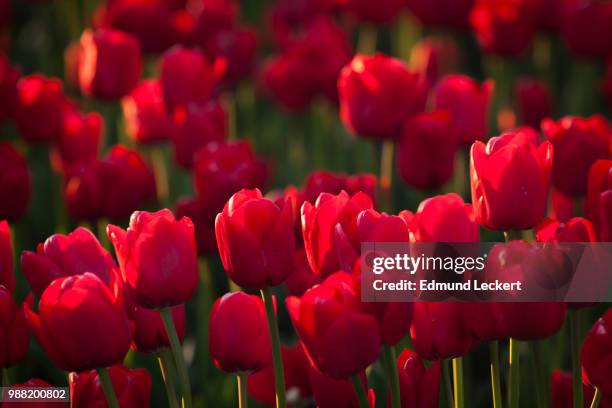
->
1;0;612;407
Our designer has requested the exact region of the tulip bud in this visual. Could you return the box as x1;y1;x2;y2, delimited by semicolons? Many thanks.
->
349;0;405;24
209;291;271;373
0;142;31;221
25;273;131;372
560;0;612;59
536;217;598;243
70;365;152;408
309;366;371;408
542;115;612;197
287;272;381;378
53;109;102;170
160;46;215;110
170;101;227;169
397;111;459;190
0;221;13;293
122;79;171;144
0;53;20;122
515;78;553;129
411;193;480;242
395;348;441;408
433;74;493;145
587;160;612;240
301;191;373;277
108;209;198;308
407;0;474;29
471;127;553;231
0;286;29;368
338;53;425;139
581;308;612;395
216;188;295;289
79;28;142;100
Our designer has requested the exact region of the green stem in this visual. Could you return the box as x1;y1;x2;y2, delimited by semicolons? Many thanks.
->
1;368;9;387
590;387;602;408
161;308;192;408
357;24;378;55
570;310;584;408
529;342;547;408
504;231;523;242
383;345;401;408
237;372;248;408
150;145;170;208
261;287;286;408
508;338;520;408
442;359;455;408
453;358;465;408
350;374;369;408
379;140;395;213
97;367;120;408
490;341;503;408
158;351;179;408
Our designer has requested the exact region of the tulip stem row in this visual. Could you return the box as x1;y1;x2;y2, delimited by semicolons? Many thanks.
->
158;351;179;408
442;359;455;408
529;342;547;408
570;310;584;408
508;338;520;408
260;287;287;408
590;387;602;408
237;372;248;408
489;341;503;408
161;308;193;408
97;367;120;408
453;357;465;408
350;374;369;408
383;345;401;408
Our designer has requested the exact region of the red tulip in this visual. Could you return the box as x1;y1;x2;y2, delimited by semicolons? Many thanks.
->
310;367;373;408
79;28;142;100
122;79;171;144
108;209;198;308
14;75;69;143
170;101;227;168
536;217;598;242
560;0;612;59
581;308;612;395
53;109;102;170
160;46;216;110
515;78;553;129
303;171;377;206
406;0;475;29
209;291;271;373
2;379;62;408
0;142;31;221
394;348;441;408
470;0;542;56
284;248;322;297
338;53;425;139
397;111;459;190
587;159;612;240
471;127;553;231
410;302;475;360
215;188;295;289
301;191;373;277
247;344;312;406
410;193;480;242
409;37;461;86
25;272;131;372
433;74;493;145
286;272;381;378
21;227;116;298
192;0;237;41
550;370;601;408
0;53;20;122
542;115;611;197
348;0;405;24
0;221;13;293
70;365;152;408
0;286;29;368
551;189;575;223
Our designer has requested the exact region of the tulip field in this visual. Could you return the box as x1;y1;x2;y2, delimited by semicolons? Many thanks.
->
2;0;612;407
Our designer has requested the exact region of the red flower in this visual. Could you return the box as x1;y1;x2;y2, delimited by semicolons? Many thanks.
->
0;286;29;368
25;273;131;372
284;248;322;296
397;111;459;190
21;227;116;298
410;302;475;360
560;0;612;59
303;171;377;206
409;37;461;87
79;28;142;100
215;188;295;289
581;308;612;395
587;159;612;240
550;370;601;408
407;0;475;29
209;291;271;373
470;0;542;56
170;101;227;169
310;366;373;408
536;217;598;242
433;74;493;145
160;46;216;110
348;0;405;24
301;191;373;277
542;115;612;197
338;53;425;139
0;53;20;122
286;272;381;378
471;127;553;231
410;193;480;242
108;209;198;308
515;78;553;129
0;142;31;221
395;348;441;408
122;79;171;144
69;365;152;408
53;109;102;170
0;221;13;292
